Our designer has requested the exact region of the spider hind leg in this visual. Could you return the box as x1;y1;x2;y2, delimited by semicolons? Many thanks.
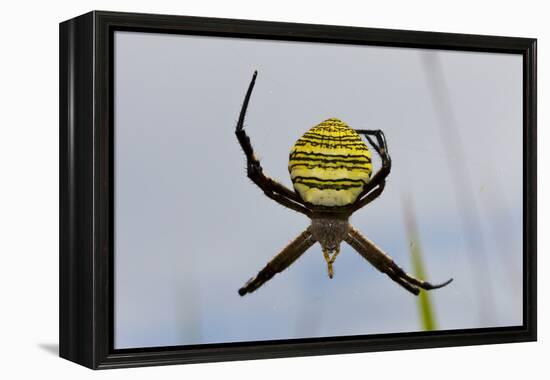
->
238;228;316;296
345;226;453;295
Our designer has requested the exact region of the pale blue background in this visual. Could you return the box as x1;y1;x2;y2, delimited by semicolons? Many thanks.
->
114;31;523;349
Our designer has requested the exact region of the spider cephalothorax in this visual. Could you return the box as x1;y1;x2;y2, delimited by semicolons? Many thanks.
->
236;71;452;296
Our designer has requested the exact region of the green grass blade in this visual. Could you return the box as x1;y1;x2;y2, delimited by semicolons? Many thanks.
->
403;197;437;331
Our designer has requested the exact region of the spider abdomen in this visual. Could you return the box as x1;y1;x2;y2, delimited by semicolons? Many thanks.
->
288;118;372;207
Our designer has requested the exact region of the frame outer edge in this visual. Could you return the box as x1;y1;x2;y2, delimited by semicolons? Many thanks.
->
59;16;72;362
59;11;96;369
58;10;538;370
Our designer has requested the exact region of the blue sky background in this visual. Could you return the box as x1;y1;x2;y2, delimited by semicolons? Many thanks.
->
114;31;523;349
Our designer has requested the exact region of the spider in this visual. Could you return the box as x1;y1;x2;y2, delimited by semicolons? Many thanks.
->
236;71;452;297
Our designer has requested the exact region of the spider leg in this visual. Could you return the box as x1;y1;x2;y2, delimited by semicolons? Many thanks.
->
350;181;386;212
350;129;392;213
345;226;452;295
355;129;389;158
239;228;316;296
236;71;311;216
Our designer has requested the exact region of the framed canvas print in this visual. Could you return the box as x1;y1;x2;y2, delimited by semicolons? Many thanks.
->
59;11;537;369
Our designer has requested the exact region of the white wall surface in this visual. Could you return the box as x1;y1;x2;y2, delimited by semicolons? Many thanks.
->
0;0;546;379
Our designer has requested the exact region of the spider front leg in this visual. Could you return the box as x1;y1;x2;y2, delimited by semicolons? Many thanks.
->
350;129;392;213
345;226;452;295
236;71;311;217
351;180;386;212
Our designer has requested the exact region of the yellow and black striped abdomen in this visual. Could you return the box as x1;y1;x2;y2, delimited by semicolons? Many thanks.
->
289;118;372;207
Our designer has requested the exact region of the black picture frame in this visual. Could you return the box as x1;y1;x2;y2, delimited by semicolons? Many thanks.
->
59;10;537;369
